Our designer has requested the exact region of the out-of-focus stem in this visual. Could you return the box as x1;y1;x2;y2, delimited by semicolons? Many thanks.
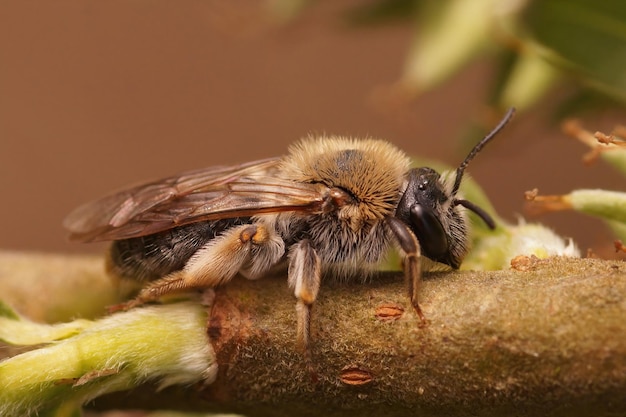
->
0;301;216;417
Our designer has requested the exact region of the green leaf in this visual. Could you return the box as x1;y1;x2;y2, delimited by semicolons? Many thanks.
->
0;312;92;345
522;0;626;101
569;189;626;224
497;48;560;111
401;0;500;91
0;302;214;417
0;301;19;320
343;0;418;26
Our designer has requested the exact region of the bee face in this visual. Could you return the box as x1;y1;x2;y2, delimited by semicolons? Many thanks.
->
65;108;515;353
395;167;467;269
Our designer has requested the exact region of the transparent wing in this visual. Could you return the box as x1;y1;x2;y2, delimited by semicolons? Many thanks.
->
64;157;329;242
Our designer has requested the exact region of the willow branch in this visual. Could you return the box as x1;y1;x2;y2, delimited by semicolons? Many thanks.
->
1;252;625;417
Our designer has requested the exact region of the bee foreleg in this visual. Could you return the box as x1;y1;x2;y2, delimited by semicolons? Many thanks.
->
386;217;427;323
125;223;283;309
288;240;321;353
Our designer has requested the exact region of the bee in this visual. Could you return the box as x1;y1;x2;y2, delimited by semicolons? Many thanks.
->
65;108;515;352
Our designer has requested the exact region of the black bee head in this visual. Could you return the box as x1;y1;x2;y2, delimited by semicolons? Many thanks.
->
395;167;463;267
394;107;516;268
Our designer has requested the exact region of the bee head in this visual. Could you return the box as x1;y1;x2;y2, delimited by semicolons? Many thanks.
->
394;108;515;268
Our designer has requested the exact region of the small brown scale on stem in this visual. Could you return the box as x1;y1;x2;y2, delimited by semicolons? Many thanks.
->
339;365;374;386
374;302;405;321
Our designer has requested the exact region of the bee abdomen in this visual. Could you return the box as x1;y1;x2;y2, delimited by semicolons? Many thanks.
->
107;218;249;281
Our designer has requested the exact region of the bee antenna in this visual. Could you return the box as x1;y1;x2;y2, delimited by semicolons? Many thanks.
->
454;198;496;229
451;107;516;196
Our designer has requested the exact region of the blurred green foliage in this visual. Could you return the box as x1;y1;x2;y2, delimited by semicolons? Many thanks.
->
269;0;626;115
524;0;626;102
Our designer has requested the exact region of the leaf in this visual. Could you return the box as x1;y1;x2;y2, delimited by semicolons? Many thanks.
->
343;0;417;26
0;301;19;320
400;0;501;91
0;302;215;417
522;0;626;101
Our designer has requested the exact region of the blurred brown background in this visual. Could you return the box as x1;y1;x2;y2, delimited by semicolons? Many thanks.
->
0;1;620;255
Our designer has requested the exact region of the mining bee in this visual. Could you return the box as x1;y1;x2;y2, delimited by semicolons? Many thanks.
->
65;108;515;351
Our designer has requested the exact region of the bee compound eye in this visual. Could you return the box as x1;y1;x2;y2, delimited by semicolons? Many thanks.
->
409;204;449;260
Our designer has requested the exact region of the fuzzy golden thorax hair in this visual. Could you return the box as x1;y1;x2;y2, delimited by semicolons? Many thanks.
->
280;136;411;222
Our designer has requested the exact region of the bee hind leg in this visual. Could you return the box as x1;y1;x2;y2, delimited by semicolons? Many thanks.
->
112;224;284;311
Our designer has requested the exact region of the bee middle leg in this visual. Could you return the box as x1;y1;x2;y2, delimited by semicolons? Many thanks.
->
288;240;321;354
118;223;284;310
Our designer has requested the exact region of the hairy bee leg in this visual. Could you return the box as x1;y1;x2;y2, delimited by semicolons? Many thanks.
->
386;217;426;322
288;240;321;353
120;224;281;309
